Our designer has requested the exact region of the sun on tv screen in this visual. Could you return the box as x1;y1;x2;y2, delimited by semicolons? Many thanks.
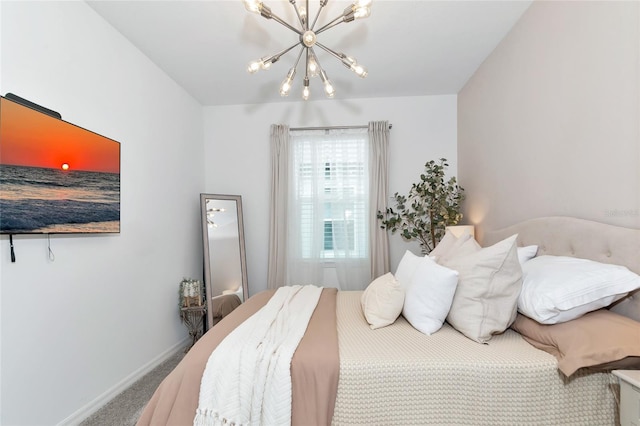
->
0;95;121;234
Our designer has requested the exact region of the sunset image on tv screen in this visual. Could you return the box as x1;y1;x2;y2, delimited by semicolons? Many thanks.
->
0;96;121;233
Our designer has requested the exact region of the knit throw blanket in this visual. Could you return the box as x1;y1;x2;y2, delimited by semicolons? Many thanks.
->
194;285;323;426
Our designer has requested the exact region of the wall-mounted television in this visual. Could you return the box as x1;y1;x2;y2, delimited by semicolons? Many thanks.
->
0;95;121;234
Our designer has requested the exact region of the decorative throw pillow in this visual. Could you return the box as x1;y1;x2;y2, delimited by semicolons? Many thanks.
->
361;273;405;330
609;289;640;322
402;256;459;335
511;309;640;376
429;229;472;262
395;250;424;289
436;236;481;265
441;234;522;343
517;245;538;265
518;255;640;324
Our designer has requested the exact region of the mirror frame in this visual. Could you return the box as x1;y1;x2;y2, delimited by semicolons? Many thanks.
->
200;193;249;330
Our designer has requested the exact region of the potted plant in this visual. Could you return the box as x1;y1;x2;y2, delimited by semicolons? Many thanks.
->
377;158;465;254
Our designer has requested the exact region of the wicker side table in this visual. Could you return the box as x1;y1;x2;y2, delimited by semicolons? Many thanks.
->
180;305;206;351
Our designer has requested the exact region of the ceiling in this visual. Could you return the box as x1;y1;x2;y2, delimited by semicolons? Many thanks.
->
87;0;532;106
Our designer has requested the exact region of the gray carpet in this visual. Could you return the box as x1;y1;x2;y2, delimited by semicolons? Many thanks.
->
80;350;185;426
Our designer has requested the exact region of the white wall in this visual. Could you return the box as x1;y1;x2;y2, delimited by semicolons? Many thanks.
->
0;2;205;424
203;95;458;295
458;1;640;238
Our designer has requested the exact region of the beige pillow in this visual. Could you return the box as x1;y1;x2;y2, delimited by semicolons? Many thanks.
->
442;234;522;343
436;236;480;265
429;229;472;262
512;309;640;376
361;273;405;329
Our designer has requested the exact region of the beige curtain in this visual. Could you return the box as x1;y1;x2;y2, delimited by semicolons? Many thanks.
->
368;121;390;279
267;124;290;289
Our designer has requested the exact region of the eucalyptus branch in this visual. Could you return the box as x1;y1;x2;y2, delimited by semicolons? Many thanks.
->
377;158;465;255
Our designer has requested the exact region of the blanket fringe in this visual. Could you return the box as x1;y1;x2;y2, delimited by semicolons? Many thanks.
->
194;408;245;426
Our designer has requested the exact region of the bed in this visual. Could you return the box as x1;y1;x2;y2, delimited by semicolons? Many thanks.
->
138;216;640;425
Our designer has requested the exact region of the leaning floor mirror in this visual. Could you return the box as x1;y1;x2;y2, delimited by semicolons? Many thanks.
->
200;194;248;330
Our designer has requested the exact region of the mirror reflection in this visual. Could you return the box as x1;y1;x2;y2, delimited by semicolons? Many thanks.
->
200;194;248;329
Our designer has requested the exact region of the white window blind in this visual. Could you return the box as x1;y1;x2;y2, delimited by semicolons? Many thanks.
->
290;128;369;261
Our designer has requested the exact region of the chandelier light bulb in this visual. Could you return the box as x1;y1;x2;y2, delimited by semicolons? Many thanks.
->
354;6;371;19
261;57;272;70
280;68;296;97
307;56;319;77
298;5;307;21
324;80;335;98
351;63;368;78
302;84;310;100
247;60;261;74
247;57;273;73
319;69;335;98
356;0;372;7
243;0;262;13
339;54;366;78
280;80;292;96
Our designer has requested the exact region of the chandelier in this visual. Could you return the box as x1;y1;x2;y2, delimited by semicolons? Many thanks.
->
243;0;372;100
206;207;226;228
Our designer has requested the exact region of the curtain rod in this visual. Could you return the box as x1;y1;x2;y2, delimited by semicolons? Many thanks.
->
289;123;392;131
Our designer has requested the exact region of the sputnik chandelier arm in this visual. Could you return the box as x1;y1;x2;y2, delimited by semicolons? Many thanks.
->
315;41;367;78
243;0;372;100
315;2;371;34
308;0;327;31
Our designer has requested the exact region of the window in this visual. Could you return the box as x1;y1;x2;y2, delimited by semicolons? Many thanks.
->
268;121;389;291
290;129;368;261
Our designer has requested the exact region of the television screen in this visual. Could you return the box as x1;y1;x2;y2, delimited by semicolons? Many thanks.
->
0;95;120;234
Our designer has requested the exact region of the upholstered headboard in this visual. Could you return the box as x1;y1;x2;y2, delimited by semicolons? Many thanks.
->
482;216;640;275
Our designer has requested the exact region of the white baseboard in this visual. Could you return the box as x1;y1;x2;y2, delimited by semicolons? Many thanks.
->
57;337;189;426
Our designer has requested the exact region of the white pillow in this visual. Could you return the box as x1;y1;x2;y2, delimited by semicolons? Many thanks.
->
519;255;640;324
442;234;523;343
402;256;459;335
361;273;405;329
395;250;424;289
517;245;538;265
